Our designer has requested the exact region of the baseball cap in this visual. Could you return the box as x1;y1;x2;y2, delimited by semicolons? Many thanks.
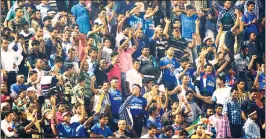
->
26;87;38;92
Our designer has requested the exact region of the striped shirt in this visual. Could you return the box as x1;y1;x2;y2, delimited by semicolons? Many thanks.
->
243;118;260;138
119;95;134;132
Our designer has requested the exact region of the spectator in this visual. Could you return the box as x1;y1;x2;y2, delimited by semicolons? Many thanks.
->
140;124;157;138
10;74;28;99
71;1;91;34
1;111;18;138
243;1;259;38
223;88;242;138
207;104;231;138
243;110;261;138
90;114;115;138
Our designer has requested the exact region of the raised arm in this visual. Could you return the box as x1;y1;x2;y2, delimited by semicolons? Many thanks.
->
87;24;105;36
117;11;130;33
90;76;98;94
78;100;85;123
163;18;171;39
131;30;139;49
144;6;159;19
79;47;88;74
167;86;181;95
248;55;257;74
216;60;229;75
253;68;261;87
97;42;103;63
51;96;59;125
118;31;132;50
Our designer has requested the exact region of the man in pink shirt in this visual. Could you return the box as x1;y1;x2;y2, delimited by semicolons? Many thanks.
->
108;52;122;91
117;30;139;98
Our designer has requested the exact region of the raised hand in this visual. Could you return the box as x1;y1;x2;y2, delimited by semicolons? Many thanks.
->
195;19;200;25
164;17;171;24
252;55;257;60
125;11;130;18
154;6;159;13
97;42;103;50
91;76;96;83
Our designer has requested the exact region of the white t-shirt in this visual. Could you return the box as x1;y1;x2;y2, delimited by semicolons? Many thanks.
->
70;114;81;124
115;32;132;48
126;69;142;92
212;87;231;105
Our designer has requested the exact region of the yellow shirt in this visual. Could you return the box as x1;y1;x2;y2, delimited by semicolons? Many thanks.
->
143;92;162;108
27;112;40;138
191;134;211;138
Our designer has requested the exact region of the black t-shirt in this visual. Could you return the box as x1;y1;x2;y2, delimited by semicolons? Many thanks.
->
15;120;32;138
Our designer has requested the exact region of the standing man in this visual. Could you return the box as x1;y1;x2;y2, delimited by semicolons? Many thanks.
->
128;84;147;137
207;104;231;138
109;76;123;132
159;46;180;100
1;38;23;90
223;88;242;138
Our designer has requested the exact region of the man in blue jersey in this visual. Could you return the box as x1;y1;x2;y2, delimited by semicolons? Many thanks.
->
128;84;147;137
108;76;123;132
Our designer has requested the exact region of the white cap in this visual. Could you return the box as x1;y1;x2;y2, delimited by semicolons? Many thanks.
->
26;87;38;92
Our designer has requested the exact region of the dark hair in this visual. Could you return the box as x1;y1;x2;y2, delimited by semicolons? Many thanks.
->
206;106;214;111
230;87;238;93
179;129;189;136
88;47;98;54
65;64;74;71
54;56;63;63
15;7;23;12
119;39;127;46
148;106;157;115
49;27;59;33
68;48;76;53
32;40;40;46
72;24;79;29
215;103;223;109
43;16;53;22
103;37;111;43
77;75;85;83
132;84;141;90
99;114;108;120
148;124;157;130
194;124;203;131
133;59;140;64
34;58;42;64
249;89;258;94
247;1;255;7
46;89;57;99
217;75;226;83
163;125;173;132
74;102;82;109
141;46;150;51
87;35;95;41
241;45;248;51
4;110;14;118
181;57;190;63
204;63;213;69
110;76;119;82
185;90;194;96
186;5;194;11
122;24;131;31
29;70;38;77
18;89;26;95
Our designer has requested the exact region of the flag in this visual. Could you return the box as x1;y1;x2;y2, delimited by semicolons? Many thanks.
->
187;115;202;136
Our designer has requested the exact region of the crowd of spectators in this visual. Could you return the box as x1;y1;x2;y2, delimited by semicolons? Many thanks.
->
1;0;265;138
